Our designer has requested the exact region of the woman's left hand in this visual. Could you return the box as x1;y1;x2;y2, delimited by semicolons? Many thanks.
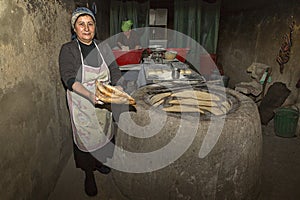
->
115;85;124;91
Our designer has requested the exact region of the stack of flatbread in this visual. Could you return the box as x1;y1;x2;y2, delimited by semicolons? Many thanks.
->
95;80;136;105
149;89;231;116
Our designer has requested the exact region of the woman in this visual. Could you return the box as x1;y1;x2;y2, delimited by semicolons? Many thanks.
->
59;7;123;196
117;19;141;50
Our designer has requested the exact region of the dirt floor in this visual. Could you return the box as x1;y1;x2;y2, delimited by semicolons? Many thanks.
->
48;119;300;200
260;120;300;200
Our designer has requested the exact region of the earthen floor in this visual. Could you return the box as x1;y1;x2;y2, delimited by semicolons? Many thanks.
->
48;119;300;200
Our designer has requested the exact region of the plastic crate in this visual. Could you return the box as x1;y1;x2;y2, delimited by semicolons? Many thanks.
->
112;49;143;66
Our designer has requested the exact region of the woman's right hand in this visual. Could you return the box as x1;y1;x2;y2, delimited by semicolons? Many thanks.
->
88;92;96;104
72;82;103;105
89;92;104;105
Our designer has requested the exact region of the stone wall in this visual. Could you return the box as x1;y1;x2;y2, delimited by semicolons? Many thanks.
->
218;0;300;105
0;0;74;199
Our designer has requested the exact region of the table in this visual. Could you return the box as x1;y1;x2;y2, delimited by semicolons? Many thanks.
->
119;59;205;94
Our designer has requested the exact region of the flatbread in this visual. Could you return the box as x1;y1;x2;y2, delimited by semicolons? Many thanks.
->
198;106;224;116
152;99;165;107
95;81;136;105
168;98;218;107
149;92;172;105
163;105;205;113
171;90;220;101
221;101;231;111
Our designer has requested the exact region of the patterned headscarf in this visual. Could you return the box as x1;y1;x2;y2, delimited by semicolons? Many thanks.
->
121;20;133;32
71;7;96;29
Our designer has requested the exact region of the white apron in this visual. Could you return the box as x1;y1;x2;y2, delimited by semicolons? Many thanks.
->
67;41;113;152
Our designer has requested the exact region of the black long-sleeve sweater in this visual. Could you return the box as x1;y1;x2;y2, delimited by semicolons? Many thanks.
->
59;39;123;91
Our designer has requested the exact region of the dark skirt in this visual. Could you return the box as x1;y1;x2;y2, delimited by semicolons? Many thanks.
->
73;104;126;171
73;123;117;172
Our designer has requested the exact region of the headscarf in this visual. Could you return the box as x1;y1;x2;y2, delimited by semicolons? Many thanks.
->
121;20;133;32
71;7;96;29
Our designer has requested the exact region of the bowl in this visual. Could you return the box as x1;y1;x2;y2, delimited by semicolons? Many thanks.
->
164;51;177;60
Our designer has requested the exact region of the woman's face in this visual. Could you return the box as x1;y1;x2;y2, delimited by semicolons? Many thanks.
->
74;15;95;44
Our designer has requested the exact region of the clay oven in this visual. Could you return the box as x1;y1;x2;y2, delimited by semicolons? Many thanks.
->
108;82;262;200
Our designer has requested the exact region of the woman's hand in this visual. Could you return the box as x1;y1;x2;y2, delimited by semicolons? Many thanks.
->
89;91;105;105
72;81;103;105
115;85;124;91
121;46;129;51
134;45;142;50
88;92;96;104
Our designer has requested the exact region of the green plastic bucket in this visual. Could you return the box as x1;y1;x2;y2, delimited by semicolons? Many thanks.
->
274;107;299;138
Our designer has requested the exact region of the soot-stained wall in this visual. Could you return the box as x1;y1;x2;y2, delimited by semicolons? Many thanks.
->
0;0;74;199
218;0;300;105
